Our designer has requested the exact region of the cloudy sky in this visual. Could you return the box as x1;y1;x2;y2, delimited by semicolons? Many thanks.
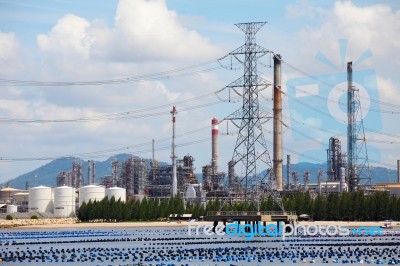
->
0;0;399;184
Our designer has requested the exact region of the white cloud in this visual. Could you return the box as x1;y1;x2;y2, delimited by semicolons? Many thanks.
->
286;0;326;19
0;32;23;75
293;2;400;74
0;0;226;182
282;1;400;169
37;0;221;68
377;76;399;102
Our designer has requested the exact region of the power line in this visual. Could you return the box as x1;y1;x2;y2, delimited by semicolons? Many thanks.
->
0;94;224;123
0;124;210;162
282;59;400;110
0;59;225;87
279;88;400;139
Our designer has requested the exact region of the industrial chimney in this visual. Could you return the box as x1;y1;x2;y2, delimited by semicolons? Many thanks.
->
211;118;219;173
171;106;178;196
273;54;283;191
397;160;400;183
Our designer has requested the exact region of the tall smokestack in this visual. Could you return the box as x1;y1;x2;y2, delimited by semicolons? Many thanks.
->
273;54;283;191
397;160;400;183
211;118;219;172
171;106;178;196
152;139;155;165
286;154;291;191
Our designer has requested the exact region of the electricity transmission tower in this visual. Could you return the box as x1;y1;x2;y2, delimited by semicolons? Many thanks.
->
219;22;284;211
347;62;371;191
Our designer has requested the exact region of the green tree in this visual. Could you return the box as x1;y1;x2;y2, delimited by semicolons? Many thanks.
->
78;201;88;222
294;193;304;215
159;199;168;218
339;192;351;220
388;195;397;220
303;192;312;215
326;193;340;220
131;199;140;220
139;197;148;220
124;200;133;221
312;194;326;220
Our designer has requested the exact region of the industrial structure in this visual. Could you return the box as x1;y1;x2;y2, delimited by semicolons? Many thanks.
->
2;22;398;220
211;117;219;172
53;186;76;217
217;22;284;210
171;106;178;196
71;161;83;188
347;62;371;191
28;186;53;213
273;54;283;191
121;156;146;199
106;187;126;202
56;171;71;187
87;160;96;185
327;137;346;182
55;161;83;188
79;185;105;207
177;155;199;192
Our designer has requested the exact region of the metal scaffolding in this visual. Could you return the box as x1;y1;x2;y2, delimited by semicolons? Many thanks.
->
56;171;71;187
147;162;172;199
327;137;346;182
177;155;198;192
121;157;146;198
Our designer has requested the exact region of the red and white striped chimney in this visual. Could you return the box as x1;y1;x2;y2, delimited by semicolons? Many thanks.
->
212;117;219;172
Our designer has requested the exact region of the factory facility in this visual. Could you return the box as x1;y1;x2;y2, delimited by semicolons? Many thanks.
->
0;114;240;216
0;26;398;216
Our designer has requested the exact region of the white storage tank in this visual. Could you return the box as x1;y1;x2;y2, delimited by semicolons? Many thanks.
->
28;186;53;213
6;205;18;213
106;187;126;202
0;188;23;204
54;186;76;217
79;185;105;206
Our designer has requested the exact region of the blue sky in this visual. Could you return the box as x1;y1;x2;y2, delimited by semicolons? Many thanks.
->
0;0;399;184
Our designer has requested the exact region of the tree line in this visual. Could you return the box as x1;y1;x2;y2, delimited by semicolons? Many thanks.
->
78;191;400;222
78;194;200;222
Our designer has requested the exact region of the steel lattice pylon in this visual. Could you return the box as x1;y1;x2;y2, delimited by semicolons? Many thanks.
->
220;22;284;211
347;62;371;191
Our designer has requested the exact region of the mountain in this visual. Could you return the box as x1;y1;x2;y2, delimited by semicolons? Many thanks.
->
3;155;397;189
4;154;147;189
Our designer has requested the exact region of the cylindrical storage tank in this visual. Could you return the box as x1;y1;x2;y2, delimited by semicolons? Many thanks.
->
0;188;22;204
106;187;126;202
54;186;76;217
28;186;53;213
6;205;18;213
79;185;105;206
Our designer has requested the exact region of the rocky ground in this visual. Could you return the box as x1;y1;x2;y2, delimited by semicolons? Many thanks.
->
0;217;77;228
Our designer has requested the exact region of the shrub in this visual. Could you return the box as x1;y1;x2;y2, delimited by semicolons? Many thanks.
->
5;215;13;220
31;215;38;220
